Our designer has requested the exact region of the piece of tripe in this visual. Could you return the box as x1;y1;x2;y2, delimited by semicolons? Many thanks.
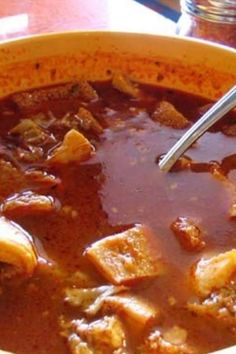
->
0;216;37;278
191;249;236;297
48;129;94;164
103;294;157;329
85;225;163;285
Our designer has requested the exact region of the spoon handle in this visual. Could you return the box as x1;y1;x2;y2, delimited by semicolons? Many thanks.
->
159;85;236;172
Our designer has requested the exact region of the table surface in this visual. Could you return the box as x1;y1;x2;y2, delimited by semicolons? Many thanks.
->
0;0;176;41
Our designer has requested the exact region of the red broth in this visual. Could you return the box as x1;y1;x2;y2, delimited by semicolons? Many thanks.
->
0;80;236;354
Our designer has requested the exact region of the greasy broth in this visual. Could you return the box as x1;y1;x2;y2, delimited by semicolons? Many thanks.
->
0;82;236;353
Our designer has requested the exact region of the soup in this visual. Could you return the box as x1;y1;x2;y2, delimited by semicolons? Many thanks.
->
0;76;236;354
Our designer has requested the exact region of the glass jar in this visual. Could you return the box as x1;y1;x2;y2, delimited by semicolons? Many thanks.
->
176;0;236;48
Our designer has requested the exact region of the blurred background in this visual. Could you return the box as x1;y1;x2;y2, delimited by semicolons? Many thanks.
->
136;0;181;21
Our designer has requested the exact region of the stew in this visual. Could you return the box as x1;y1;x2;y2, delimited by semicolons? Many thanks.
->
0;75;236;354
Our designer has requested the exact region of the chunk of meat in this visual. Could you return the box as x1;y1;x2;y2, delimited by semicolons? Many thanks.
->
138;329;195;354
76;80;99;101
61;205;78;219
170;158;218;174
66;284;156;330
229;203;236;218
210;166;236;219
25;169;61;188
171;217;205;252
12;81;98;111
77;316;126;354
152;101;189;129
85;225;163;285
15;146;44;163
48;129;94;164
52;112;79;131
198;103;213;116
171;156;192;172
48;107;102;136
1;191;59;217
52;111;91;132
43;109;101;137
0;159;25;200
67;270;98;288
10;119;54;146
0;216;37;280
103;294;157;330
222;123;236;137
211;166;228;182
190;250;236;297
29;112;56;129
112;73;139;98
65;285;127;316
62;316;127;354
220;154;236;177
163;326;188;346
76;107;103;134
12;83;78;109
68;333;93;354
188;283;236;326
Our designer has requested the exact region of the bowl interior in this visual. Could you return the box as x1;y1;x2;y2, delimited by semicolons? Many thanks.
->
0;31;235;100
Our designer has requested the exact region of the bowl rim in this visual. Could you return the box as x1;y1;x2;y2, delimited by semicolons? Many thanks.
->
0;29;236;55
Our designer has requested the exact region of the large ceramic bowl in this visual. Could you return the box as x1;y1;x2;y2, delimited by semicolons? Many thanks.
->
0;32;236;354
0;31;235;101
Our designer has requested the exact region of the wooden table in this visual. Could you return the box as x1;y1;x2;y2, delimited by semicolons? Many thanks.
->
0;0;175;41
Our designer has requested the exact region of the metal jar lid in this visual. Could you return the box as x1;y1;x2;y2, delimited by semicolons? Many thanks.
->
181;0;236;23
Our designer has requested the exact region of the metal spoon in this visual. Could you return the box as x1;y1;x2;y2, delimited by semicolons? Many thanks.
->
159;85;236;172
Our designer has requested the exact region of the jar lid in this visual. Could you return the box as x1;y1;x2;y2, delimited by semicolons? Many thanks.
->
181;0;236;23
